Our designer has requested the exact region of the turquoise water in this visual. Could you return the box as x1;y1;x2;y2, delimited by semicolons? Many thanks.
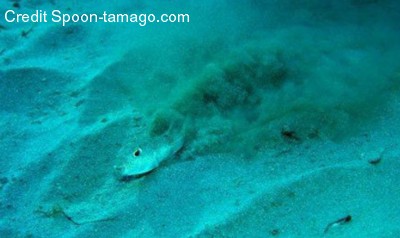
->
1;1;400;237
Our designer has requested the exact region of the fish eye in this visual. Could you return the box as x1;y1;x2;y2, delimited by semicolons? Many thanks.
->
133;148;142;157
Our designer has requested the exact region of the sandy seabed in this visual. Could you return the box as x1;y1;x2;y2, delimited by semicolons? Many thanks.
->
1;1;400;237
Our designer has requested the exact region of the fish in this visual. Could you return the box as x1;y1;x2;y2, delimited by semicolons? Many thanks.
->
114;134;185;181
324;215;352;234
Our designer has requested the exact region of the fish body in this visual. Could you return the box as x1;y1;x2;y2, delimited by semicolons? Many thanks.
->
324;215;352;234
115;135;184;181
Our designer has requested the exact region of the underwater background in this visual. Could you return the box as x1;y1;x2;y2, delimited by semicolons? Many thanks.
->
1;0;400;237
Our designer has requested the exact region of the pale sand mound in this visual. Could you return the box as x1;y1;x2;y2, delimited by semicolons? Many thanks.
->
194;157;400;237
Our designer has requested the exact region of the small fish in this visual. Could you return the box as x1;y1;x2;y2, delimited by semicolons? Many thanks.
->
21;27;34;38
368;157;382;165
324;215;352;234
115;134;185;181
